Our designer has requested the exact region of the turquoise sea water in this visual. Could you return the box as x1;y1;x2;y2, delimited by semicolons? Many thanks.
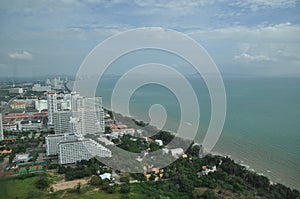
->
94;76;300;190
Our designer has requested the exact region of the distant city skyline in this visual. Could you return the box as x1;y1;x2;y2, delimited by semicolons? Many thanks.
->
0;0;299;78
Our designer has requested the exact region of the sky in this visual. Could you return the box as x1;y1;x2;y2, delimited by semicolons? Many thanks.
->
0;0;299;77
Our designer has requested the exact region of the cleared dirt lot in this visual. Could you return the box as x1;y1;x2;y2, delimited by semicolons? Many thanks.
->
52;178;89;192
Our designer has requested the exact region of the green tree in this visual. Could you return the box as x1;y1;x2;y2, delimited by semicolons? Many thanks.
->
149;142;160;151
187;144;201;157
120;176;130;184
90;175;103;186
35;174;49;189
120;184;130;194
106;184;117;194
101;182;110;190
201;189;218;199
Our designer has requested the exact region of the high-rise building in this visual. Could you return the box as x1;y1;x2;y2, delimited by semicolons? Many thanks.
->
99;108;105;133
35;99;48;111
70;92;81;111
45;133;77;156
58;138;111;164
53;111;72;134
47;91;57;125
71;94;105;135
0;113;4;141
45;93;109;164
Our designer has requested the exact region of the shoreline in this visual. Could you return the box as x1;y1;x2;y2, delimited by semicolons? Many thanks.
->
66;80;298;191
108;109;297;190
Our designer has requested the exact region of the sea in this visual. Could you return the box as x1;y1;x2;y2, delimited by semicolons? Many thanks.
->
69;75;300;190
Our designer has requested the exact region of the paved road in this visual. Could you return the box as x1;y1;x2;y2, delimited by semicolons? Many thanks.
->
37;153;45;162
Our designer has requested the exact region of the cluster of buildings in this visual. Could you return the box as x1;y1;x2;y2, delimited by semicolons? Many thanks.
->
8;77;63;95
45;91;111;165
1;77;112;166
44;76;66;90
2;112;47;131
9;93;72;112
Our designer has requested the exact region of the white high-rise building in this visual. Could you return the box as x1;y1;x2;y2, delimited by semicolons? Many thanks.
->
60;100;71;111
58;138;111;165
69;117;79;135
45;133;77;156
53;111;72;134
70;92;81;111
0;113;4;141
47;91;57;125
53;78;58;88
45;92;108;164
99;108;105;133
35;99;48;111
71;94;105;135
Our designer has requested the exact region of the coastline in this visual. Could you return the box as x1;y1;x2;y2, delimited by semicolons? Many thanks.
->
107;109;296;191
66;80;298;191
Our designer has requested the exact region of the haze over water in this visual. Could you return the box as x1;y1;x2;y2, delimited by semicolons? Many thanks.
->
95;76;300;190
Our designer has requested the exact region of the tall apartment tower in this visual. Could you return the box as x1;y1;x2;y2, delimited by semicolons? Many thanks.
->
0;113;4;141
71;94;105;135
47;91;58;125
70;91;81;112
45;133;77;156
53;111;72;134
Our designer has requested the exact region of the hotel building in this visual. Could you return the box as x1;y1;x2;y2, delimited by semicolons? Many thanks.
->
58;138;111;164
47;91;57;125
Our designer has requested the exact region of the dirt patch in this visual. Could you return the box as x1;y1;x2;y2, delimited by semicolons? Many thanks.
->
51;178;89;192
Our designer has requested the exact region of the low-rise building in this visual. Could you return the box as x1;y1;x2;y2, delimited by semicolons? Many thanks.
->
154;139;163;146
13;153;31;163
99;173;112;180
9;87;23;94
162;148;184;157
10;102;26;110
20;120;43;131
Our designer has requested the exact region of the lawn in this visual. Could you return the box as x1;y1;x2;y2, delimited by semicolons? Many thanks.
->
0;175;45;199
57;189;122;199
0;174;125;199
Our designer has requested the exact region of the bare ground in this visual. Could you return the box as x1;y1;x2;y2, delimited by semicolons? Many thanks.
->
51;178;89;192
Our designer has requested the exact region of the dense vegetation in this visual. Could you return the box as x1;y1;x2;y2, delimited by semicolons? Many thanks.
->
56;158;109;181
132;119;149;127
1;130;299;198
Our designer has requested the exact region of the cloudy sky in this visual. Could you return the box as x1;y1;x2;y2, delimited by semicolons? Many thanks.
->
0;0;299;77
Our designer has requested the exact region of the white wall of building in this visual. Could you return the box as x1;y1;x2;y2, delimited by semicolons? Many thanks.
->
47;91;57;125
0;114;4;141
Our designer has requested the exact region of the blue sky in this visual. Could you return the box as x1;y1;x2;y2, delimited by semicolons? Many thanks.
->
0;0;299;77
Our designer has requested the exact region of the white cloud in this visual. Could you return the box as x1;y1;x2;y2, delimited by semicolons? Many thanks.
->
133;0;215;9
8;51;33;60
234;53;275;62
187;22;300;72
230;0;297;11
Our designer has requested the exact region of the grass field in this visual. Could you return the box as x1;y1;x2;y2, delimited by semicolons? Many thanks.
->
0;174;125;199
53;189;122;199
0;175;45;199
